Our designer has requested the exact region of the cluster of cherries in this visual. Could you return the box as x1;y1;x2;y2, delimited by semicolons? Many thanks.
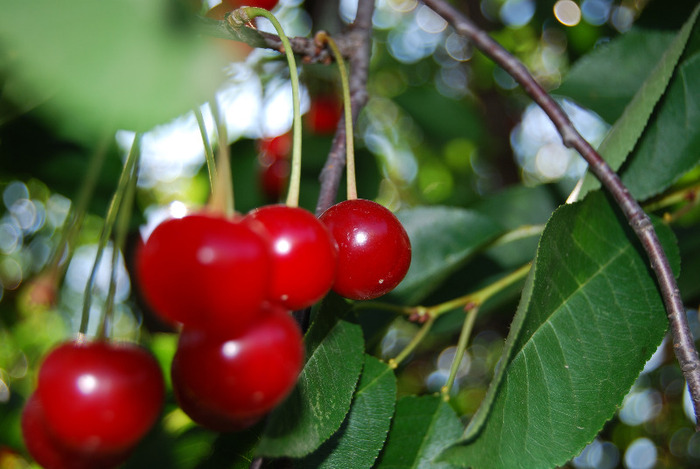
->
135;197;411;431
21;340;165;469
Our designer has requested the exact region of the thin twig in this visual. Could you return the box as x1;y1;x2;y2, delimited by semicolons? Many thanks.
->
422;0;700;428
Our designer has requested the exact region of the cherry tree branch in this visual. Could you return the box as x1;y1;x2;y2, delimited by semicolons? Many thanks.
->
421;0;700;429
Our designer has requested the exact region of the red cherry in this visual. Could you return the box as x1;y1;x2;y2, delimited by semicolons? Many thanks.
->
172;371;262;433
246;205;337;309
21;393;132;469
224;0;279;11
257;133;292;161
259;158;290;202
306;95;343;135
319;199;411;300
171;306;304;424
36;340;165;454
136;213;272;333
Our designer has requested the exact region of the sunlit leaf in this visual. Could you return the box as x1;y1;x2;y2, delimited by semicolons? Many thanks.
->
257;320;365;458
578;5;700;200
375;395;462;469
298;355;397;469
440;191;679;468
555;29;676;124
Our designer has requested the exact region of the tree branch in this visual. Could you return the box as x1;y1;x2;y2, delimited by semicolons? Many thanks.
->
421;0;700;429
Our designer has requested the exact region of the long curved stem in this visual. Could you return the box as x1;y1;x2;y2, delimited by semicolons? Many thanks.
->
317;32;357;200
80;135;141;335
193;106;217;193
233;7;302;207
422;0;700;428
442;306;479;400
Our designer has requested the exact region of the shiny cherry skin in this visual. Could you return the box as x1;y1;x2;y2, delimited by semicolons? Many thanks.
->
171;306;304;423
259;158;290;202
136;213;272;333
319;199;411;300
36;340;165;454
224;0;279;11
246;205;337;310
21;393;132;469
306;95;342;135
172;372;261;433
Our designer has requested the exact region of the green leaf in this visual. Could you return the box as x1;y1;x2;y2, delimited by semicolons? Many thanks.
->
297;355;397;469
257;321;365;458
375;395;463;469
440;191;680;468
0;0;225;136
578;5;700;199
619;32;700;199
390;206;504;305
555;29;676;124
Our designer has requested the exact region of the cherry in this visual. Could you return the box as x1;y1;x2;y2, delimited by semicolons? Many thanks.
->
171;306;303;424
319;199;411;300
306;94;343;135
36;340;164;454
257;133;292;161
259;158;290;202
172;373;262;432
246;205;337;310
224;0;279;11
136;213;272;333
21;393;132;469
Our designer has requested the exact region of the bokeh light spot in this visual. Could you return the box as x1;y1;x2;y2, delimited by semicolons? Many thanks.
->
554;0;582;27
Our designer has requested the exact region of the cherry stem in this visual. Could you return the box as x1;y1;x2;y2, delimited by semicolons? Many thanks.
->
441;305;479;401
316;31;357;201
194;105;217;194
208;98;235;216
98;158;138;340
236;7;302;208
355;262;531;322
46;132;111;280
80;134;141;335
388;315;436;369
644;182;700;221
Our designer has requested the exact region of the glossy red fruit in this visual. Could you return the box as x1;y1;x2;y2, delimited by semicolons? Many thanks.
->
21;393;132;469
257;133;292;161
171;306;303;424
319;199;411;300
246;205;337;309
136;213;272;333
259;158;290;202
306;95;343;135
172;372;261;433
36;340;164;454
224;0;279;11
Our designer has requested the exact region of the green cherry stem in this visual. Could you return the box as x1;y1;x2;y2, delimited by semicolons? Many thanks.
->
441;304;479;401
233;7;302;208
98;155;138;340
194;105;217;194
317;31;356;200
388;315;436;369
355;262;532;322
208;98;235;216
79;134;141;335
